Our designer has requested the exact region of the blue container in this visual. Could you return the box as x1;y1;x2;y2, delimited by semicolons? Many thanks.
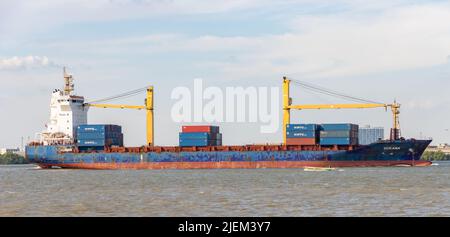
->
77;131;123;140
77;140;107;146
320;137;358;145
179;132;222;141
77;132;106;140
179;132;213;140
77;137;123;147
77;124;122;133
286;130;317;138
77;125;123;147
286;124;318;131
321;124;358;131
179;139;217;147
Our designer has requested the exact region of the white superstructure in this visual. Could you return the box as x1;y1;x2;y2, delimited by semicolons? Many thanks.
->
40;68;88;145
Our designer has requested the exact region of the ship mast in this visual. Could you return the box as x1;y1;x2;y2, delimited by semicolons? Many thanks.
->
63;67;75;95
390;101;401;140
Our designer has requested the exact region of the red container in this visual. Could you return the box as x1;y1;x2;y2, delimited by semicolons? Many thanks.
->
182;126;219;133
286;138;317;145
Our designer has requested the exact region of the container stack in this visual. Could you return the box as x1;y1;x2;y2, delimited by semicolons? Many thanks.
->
179;126;222;147
285;124;320;145
319;123;358;145
77;124;123;151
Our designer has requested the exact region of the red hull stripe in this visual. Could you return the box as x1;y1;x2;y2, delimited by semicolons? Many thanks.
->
38;160;432;170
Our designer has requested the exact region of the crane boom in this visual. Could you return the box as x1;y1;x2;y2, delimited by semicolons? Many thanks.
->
282;77;400;145
288;103;388;110
84;86;154;146
87;104;146;110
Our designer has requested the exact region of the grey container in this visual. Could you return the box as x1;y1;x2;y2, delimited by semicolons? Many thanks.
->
320;130;358;138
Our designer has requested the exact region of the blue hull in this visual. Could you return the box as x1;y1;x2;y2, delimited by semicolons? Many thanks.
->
25;140;432;169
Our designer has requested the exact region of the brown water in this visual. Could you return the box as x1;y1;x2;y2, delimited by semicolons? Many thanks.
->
1;162;449;216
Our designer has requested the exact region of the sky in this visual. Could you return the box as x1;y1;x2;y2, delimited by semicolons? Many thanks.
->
1;0;450;148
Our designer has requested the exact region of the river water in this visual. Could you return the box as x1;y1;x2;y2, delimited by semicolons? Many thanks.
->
1;162;449;216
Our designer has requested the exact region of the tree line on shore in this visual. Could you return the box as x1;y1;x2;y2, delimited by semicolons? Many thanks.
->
0;153;29;164
421;151;450;161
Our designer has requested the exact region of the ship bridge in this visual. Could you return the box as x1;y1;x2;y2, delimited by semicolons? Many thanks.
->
40;68;88;145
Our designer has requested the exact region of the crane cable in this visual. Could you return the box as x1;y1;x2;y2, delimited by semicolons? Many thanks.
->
289;79;384;104
85;79;382;105
84;85;150;105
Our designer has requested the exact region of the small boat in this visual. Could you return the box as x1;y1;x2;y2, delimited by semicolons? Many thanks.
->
304;167;337;172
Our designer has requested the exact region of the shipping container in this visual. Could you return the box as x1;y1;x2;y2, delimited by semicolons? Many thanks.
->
77;132;106;139
77;137;123;147
77;124;122;133
77;124;123;147
286;124;319;131
179;132;215;140
319;137;358;145
213;133;222;141
286;138;317;145
319;130;358;138
286;130;317;138
321;123;358;131
77;132;123;140
359;126;384;145
182;125;219;133
179;139;219;147
77;140;105;146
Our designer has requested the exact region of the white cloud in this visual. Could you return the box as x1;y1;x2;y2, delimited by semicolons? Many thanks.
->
0;0;277;37
3;0;416;40
185;2;450;79
0;56;53;70
29;2;450;79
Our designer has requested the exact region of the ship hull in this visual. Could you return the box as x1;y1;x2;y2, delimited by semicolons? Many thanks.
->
35;160;431;170
26;139;432;170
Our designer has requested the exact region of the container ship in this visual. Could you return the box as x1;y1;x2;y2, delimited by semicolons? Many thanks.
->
25;70;432;169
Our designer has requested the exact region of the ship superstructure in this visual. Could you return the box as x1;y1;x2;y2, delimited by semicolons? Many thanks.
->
40;68;88;145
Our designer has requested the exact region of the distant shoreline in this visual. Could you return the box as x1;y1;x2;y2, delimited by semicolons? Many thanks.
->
421;151;450;161
0;153;29;165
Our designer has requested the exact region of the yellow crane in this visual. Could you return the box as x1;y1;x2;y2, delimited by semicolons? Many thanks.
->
282;77;401;145
83;86;154;146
